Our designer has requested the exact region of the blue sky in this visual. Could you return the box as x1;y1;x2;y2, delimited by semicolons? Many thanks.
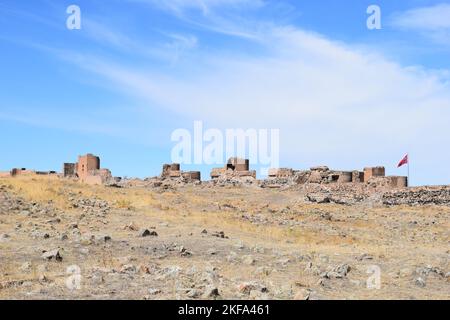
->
1;0;450;185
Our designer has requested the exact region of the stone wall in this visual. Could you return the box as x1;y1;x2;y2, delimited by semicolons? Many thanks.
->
211;158;255;180
10;168;35;177
77;154;100;179
264;165;407;190
363;167;385;182
161;163;200;182
63;163;77;177
382;186;450;206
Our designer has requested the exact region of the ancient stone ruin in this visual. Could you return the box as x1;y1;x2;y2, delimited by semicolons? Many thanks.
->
9;168;57;177
265;165;408;189
10;168;36;177
210;157;256;181
161;163;201;182
63;154;113;185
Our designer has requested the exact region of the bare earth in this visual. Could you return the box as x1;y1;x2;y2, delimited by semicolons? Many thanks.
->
0;176;448;300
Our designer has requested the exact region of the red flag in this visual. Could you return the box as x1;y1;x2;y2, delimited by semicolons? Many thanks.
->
397;154;408;168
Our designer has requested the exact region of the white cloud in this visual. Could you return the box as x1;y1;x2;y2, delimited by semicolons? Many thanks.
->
391;3;450;44
128;0;267;39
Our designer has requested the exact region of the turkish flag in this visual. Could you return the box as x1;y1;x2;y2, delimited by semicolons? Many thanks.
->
397;154;408;168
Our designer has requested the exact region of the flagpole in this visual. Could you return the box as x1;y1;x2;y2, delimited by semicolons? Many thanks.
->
407;153;410;187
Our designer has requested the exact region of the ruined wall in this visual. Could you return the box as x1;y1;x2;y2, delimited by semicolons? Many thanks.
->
182;171;201;181
387;176;408;188
83;175;103;186
227;158;249;172
161;163;181;178
161;163;200;182
382;186;450;205
10;168;35;177
363;167;385;182
335;171;353;183
352;171;364;183
264;165;406;190
63;163;77;177
268;168;293;178
211;158;254;180
77;154;100;179
80;168;112;185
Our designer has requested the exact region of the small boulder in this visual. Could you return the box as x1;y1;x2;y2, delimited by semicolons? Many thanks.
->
202;286;220;299
41;249;62;262
139;229;158;237
415;277;426;288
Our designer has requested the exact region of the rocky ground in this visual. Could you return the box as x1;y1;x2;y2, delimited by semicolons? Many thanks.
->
0;176;449;300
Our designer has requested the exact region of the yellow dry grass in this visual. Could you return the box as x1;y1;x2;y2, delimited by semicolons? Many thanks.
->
0;176;158;211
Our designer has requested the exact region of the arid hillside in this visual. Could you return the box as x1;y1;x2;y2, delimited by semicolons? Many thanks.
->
0;176;448;300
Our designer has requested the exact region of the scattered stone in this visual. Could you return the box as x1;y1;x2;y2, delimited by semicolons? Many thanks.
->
237;282;267;295
415;277;426;288
120;264;137;274
180;246;192;257
416;265;445;278
139;229;158;237
202;286;220;299
0;233;10;241
211;231;228;239
207;249;217;255
187;289;200;298
124;222;138;231
69;223;78;229
95;235;112;243
148;288;161;295
321;264;351;279
41;249;62;262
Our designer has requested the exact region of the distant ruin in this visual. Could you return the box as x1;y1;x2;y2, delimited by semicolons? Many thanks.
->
1;153;409;189
266;165;408;188
64;153;113;185
9;168;57;177
161;163;201;182
211;157;256;180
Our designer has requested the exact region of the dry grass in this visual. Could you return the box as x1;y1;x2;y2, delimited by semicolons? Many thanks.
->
0;176;158;211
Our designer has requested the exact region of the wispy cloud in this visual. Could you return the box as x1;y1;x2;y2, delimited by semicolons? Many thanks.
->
391;3;450;45
131;0;265;16
128;0;268;40
59;25;450;174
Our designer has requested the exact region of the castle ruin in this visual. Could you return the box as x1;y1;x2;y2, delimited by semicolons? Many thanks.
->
161;163;201;182
266;165;408;188
63;153;113;185
210;157;256;180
